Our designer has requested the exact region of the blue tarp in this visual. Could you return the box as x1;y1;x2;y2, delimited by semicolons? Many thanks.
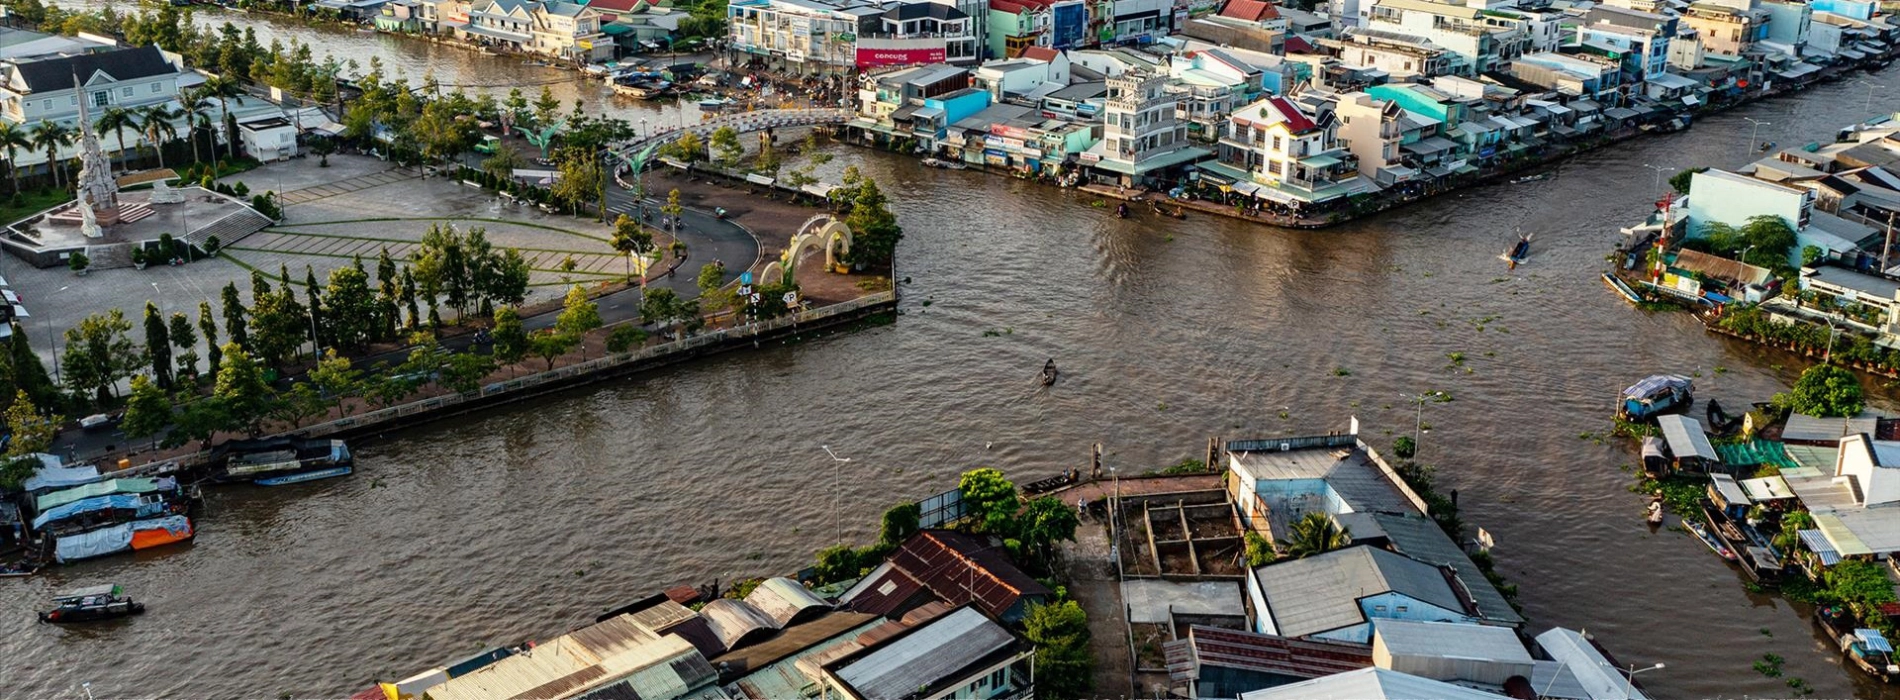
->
1623;374;1692;400
23;461;97;492
33;494;161;529
1858;629;1894;653
54;523;131;562
1800;529;1843;566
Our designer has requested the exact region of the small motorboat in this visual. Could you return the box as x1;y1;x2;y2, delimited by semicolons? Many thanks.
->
1646;498;1665;525
920;157;967;170
1115;203;1129;219
1041;359;1059;386
1511;173;1552;184
1618;374;1694;421
39;584;145;623
1686;520;1736;561
1706;399;1742;436
1500;233;1532;269
1759;141;1777;152
1819;606;1900;682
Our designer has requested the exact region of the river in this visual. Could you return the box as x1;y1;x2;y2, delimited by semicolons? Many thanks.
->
8;4;1900;698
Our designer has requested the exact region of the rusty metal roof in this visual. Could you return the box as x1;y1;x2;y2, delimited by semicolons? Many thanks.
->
1163;625;1373;684
883;530;1051;619
426;615;714;700
745;577;832;628
701;599;782;653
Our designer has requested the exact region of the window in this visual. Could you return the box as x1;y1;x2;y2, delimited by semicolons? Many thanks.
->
1271;135;1282;151
987;668;1009;690
92;90;108;107
1267;160;1282;175
150;82;162;94
121;87;133;97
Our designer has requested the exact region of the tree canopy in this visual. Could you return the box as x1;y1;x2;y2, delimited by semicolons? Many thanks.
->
1781;363;1864;418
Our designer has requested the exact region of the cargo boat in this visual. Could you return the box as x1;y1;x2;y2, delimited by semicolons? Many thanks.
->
214;438;353;484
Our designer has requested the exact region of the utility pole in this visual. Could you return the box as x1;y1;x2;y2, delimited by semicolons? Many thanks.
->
1884;210;1896;274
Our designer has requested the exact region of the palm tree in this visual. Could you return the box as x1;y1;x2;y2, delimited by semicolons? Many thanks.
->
29;121;71;190
199;77;243;162
0;122;31;194
138;104;180;170
95;106;135;169
1284;512;1351;559
180;90;212;166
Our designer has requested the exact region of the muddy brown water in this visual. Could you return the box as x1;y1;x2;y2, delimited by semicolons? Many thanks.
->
15;4;1900;697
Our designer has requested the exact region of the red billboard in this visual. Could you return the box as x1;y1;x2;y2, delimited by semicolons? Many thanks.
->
856;46;946;68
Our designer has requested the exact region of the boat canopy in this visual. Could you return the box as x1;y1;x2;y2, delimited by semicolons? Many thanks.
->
1623;374;1692;400
1707;473;1753;510
1857;628;1895;653
1657;414;1719;462
53;584;120;602
1640;436;1666;460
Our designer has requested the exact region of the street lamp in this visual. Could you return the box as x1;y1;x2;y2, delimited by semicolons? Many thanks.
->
1743;117;1771;158
44;285;67;384
1405;391;1449;456
1641;163;1675;193
1859;80;1887;118
1619;662;1664;699
821;444;851;545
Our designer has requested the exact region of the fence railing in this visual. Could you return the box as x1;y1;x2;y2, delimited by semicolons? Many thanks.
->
293;291;897;439
1224;433;1358;453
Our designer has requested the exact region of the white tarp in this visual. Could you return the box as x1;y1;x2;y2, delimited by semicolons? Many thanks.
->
55;523;132;563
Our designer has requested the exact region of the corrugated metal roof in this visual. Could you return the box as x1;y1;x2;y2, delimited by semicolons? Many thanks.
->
713;612;878;682
1231;448;1412;517
828;607;1016;700
1709;473;1753;508
1372;619;1529;662
882;531;1051;619
1162;625;1372;683
701;599;782;653
1237;667;1509;700
1739;475;1796;501
427;615;714;700
1530;659;1592;699
1534;628;1648;700
1252;546;1465;638
745;577;831;628
1800;528;1844;566
1785;413;1857;444
722;614;883;700
838;561;931;617
1656;414;1720;461
1370;514;1522;625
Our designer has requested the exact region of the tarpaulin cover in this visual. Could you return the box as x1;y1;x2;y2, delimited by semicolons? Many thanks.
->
33;494;161;529
130;515;191;550
36;478;168;512
1623;374;1691;400
23;462;98;492
1858;628;1895;653
55;524;132;562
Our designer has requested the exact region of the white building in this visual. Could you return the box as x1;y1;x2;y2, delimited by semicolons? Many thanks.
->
0;44;185;126
529;1;610;62
1084;70;1204;185
1362;0;1531;76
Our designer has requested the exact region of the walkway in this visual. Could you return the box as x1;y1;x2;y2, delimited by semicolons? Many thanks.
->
278;168;420;205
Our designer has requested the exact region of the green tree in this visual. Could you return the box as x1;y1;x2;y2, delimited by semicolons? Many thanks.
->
1016;496;1079;569
247;278;307;367
1022;601;1093;700
120;374;171;450
492;306;528;367
1782;363;1865;417
1740;214;1798;268
376;248;402;341
958;467;1020;535
605;325;646;353
198;301;222;374
488;248;531;309
665;130;703;162
29;120;71;188
710;126;743;169
879;502;922;548
612;214;655;283
7;323;57;410
1285;512;1352;559
212;342;273;435
309;350;364;417
220;281;249;352
527;330;577;371
61;309;141;405
439;351;495;395
1244;531;1278;566
400;267;422;332
552;147;603;217
325;260;378;351
304;265;325;351
142;302;172;389
697;261;732;311
844;176;902;266
3;388;60;457
555;285;602;350
531;85;561;129
168;312;198;383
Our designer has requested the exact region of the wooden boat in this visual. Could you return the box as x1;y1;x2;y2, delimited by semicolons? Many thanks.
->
1603;272;1643;304
1041;359;1059;387
256;465;352;486
1499;233;1532;269
1511;173;1551;184
1149;200;1185;219
1685;520;1736;561
38;584;144;623
1818;606;1900;682
1618;374;1693;421
920;157;967;170
214;438;354;484
1646;498;1664;525
1115;203;1129;219
1706;399;1742;436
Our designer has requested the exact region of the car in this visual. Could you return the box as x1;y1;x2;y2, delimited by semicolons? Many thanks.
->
474;135;502;155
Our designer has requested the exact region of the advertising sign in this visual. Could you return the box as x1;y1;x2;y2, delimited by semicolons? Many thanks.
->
855;46;946;67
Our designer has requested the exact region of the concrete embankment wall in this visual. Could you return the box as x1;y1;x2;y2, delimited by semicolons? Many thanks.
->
292;291;897;442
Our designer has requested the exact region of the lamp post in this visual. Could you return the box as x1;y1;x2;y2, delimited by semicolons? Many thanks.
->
1743;117;1771;159
1740;244;1755;266
44;285;67;384
821;444;851;545
1405;391;1448;456
1859;80;1887;118
1619;662;1664;699
1641;163;1675;193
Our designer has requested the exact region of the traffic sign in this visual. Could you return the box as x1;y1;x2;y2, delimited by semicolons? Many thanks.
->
740;271;753;285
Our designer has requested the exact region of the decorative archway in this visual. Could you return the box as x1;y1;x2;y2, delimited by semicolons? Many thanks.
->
761;215;852;285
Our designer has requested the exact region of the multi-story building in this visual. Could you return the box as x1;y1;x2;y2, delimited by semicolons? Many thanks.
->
1322;27;1457;79
1105;0;1173;42
1166;48;1265;141
1578;5;1678;81
417;0;473;33
530;1;610;62
464;0;538;53
1680;1;1772;57
989;0;1087;56
874;1;980;65
1760;0;1812;55
1509;52;1626;103
1212;95;1362;206
1333;91;1413;185
1362;0;1530;76
1083;70;1204;185
0;45;184;127
728;0;880;76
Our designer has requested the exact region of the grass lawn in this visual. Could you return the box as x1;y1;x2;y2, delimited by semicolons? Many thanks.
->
0;188;73;224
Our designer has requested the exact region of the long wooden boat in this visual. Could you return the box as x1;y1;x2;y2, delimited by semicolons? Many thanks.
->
256;465;353;486
1818;606;1900;682
1686;520;1736;561
1603;272;1643;304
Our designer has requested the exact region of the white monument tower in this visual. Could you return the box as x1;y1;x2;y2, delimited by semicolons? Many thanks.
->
71;75;120;237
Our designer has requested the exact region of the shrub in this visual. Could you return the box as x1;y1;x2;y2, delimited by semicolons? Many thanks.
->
232;181;249;197
605;324;646;353
67;250;89;271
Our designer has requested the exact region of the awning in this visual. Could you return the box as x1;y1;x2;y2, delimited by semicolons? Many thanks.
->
889;103;923;121
1605;107;1640;120
1426;165;1454;178
1299;154;1342;168
1403;136;1458;155
1800;529;1843;566
1453;164;1479;175
1684;94;1701;106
